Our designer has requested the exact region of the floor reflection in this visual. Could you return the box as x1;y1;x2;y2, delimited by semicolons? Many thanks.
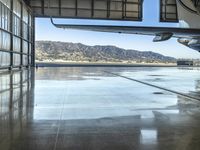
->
195;80;200;95
0;67;200;150
141;129;157;142
0;69;34;150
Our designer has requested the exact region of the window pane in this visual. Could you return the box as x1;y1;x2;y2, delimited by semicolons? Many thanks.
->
0;0;11;8
13;15;21;36
13;0;21;17
23;6;28;23
29;43;32;55
13;54;21;66
13;37;21;52
0;51;10;67
23;40;28;54
0;4;10;31
23;55;28;65
23;23;28;40
0;30;11;51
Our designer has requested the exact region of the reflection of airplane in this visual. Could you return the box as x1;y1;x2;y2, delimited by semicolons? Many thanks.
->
50;0;200;52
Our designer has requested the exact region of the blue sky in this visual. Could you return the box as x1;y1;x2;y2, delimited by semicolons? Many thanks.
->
35;0;200;59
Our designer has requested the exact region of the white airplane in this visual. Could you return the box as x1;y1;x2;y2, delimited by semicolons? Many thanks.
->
51;0;200;52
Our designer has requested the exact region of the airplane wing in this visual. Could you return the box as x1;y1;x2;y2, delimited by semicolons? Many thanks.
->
50;18;200;52
50;18;200;38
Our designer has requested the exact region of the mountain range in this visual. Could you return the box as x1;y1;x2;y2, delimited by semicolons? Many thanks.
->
35;41;176;63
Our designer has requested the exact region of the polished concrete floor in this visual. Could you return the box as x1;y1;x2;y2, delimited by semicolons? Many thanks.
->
0;67;200;150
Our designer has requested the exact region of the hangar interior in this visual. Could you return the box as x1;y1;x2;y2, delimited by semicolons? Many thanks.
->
1;1;200;150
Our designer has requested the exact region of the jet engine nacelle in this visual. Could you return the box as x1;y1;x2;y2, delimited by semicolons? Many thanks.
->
178;38;200;52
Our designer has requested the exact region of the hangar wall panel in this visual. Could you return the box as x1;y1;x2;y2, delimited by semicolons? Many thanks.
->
0;0;34;70
30;0;143;21
160;0;178;22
